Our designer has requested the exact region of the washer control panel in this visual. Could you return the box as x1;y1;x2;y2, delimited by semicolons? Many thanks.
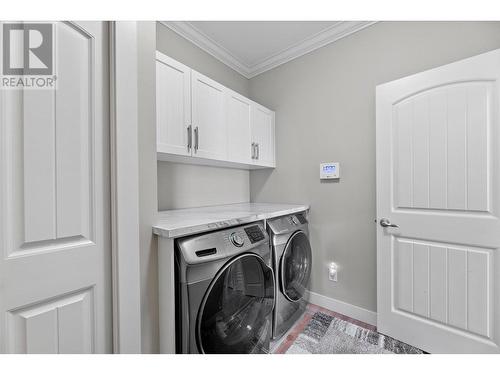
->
177;221;268;265
244;225;266;244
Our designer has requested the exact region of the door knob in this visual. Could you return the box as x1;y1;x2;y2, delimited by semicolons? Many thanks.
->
379;218;399;228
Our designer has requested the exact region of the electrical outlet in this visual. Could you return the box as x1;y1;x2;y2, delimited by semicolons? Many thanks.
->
328;262;338;282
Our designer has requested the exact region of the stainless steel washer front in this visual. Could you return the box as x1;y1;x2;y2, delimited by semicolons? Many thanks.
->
175;221;275;354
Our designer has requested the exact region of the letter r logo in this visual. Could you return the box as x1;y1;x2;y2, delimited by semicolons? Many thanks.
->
2;23;53;75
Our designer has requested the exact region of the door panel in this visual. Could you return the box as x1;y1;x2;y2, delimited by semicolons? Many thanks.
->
191;71;226;161
23;89;56;242
393;239;492;338
156;52;192;156
0;21;111;353
8;289;93;354
226;90;251;164
377;49;500;353
56;24;92;238
394;82;492;212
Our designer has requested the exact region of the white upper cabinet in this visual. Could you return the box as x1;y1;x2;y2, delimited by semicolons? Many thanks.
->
155;53;275;169
156;52;192;156
226;90;252;164
251;103;276;167
191;71;227;161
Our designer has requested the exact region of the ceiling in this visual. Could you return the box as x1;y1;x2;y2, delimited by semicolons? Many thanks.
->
161;21;375;78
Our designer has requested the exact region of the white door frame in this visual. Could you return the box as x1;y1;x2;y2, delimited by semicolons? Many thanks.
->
109;21;142;354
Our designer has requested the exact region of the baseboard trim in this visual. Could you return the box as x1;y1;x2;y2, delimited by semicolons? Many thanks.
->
306;291;378;327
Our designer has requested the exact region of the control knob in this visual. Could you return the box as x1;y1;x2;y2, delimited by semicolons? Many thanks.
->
229;232;244;247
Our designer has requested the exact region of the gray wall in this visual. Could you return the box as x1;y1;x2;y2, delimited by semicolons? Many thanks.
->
248;21;500;312
156;23;251;210
157;163;249;210
137;21;159;353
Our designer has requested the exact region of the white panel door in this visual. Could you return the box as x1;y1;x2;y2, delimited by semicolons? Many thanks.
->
156;52;192;156
191;71;226;161
251;103;275;167
0;21;111;353
376;49;500;353
226;90;252;164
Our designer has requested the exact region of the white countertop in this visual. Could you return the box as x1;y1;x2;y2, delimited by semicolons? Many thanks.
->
153;202;309;238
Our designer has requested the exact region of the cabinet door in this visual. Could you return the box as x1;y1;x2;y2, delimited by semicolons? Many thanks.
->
251;103;275;167
191;71;227;161
226;90;252;164
156;52;192;156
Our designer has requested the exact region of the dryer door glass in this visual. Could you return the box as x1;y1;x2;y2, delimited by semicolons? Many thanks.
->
197;253;275;354
280;231;312;302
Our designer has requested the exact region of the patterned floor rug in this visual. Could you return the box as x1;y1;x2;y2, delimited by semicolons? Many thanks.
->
273;304;424;354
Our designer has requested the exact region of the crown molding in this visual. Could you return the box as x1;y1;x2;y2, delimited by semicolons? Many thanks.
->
248;21;377;77
159;21;377;79
159;21;252;77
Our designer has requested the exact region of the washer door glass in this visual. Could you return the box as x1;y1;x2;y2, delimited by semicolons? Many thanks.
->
280;231;312;302
197;253;275;354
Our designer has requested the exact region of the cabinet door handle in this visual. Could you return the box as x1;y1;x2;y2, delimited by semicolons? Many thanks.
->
187;125;192;151
256;143;259;160
251;142;255;159
194;126;199;152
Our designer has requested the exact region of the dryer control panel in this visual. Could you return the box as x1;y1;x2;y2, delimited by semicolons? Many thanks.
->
267;211;309;235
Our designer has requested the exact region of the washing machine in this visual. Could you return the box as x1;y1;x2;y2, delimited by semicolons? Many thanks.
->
267;212;312;339
175;221;275;354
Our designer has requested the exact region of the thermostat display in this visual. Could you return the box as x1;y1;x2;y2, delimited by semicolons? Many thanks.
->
320;162;340;179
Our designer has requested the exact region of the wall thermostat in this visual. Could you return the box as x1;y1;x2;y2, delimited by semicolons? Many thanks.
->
320;162;340;179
